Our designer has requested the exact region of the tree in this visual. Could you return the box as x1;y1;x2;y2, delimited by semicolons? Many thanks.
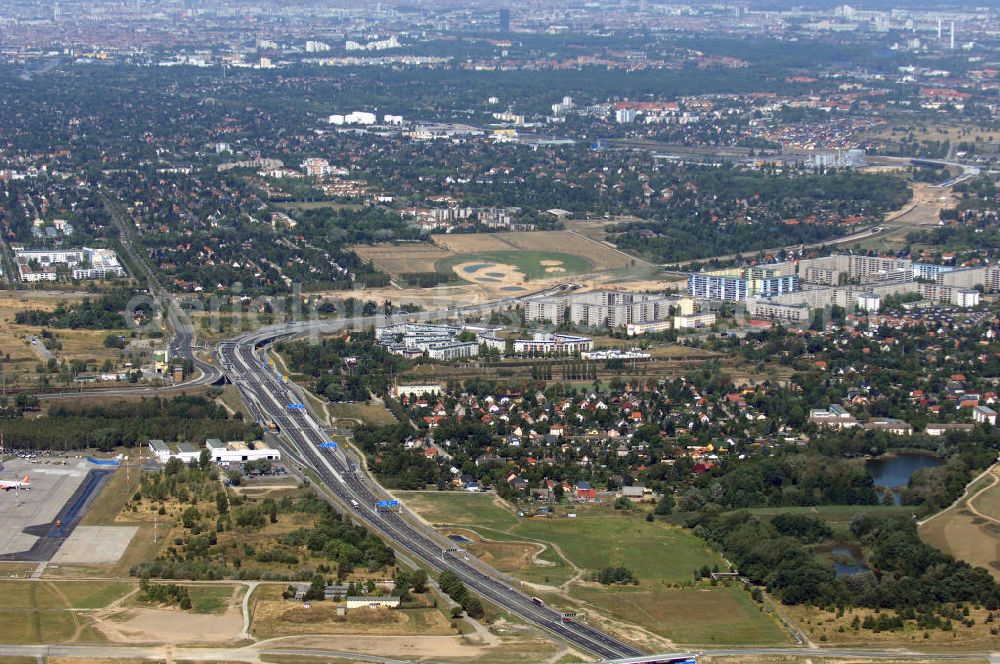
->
464;596;484;619
654;494;675;515
199;448;212;471
164;457;184;476
216;490;229;514
181;506;200;529
439;570;468;605
411;569;429;593
393;570;412;598
305;575;326;601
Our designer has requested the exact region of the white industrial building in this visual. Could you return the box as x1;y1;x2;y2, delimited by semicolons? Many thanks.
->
149;439;280;464
206;439;281;463
345;596;400;609
148;440;203;464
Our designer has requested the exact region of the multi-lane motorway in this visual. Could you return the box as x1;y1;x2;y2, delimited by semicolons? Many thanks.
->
217;308;644;660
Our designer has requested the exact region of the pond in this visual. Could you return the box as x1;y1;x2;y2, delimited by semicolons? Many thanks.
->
866;452;944;505
447;534;472;544
830;545;869;578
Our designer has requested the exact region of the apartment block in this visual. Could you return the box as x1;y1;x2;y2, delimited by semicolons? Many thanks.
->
525;291;683;328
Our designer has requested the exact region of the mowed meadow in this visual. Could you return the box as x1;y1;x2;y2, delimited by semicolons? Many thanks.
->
395;490;789;647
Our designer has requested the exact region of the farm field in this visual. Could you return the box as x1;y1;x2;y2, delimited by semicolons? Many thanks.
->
353;242;454;276
864;121;999;146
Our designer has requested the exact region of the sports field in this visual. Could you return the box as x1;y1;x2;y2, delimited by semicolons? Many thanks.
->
440;250;592;284
353;230;638;287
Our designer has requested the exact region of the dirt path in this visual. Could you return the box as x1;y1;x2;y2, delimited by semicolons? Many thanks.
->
40;580;83;642
919;463;998;527
241;581;259;639
966;465;1000;525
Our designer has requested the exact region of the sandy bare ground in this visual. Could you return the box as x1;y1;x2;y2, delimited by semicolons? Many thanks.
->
257;634;489;658
94;606;244;643
90;588;245;645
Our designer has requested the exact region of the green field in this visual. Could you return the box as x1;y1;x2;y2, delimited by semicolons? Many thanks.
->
328;401;398;426
397;491;519;531
572;585;787;645
0;580;132;645
395;491;788;644
397;492;723;583
38;581;133;609
437;251;594;281
188;585;240;614
514;509;722;584
0;580;131;610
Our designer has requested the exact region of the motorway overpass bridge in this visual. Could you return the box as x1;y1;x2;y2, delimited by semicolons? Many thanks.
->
602;656;697;663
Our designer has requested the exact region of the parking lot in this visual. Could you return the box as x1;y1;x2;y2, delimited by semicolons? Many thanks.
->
0;457;90;558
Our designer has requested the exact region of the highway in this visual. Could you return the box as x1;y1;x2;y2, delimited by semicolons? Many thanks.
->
217;305;644;660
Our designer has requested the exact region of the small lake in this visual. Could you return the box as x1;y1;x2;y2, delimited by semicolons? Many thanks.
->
447;534;472;544
866;452;944;505
830;545;869;578
462;263;495;274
